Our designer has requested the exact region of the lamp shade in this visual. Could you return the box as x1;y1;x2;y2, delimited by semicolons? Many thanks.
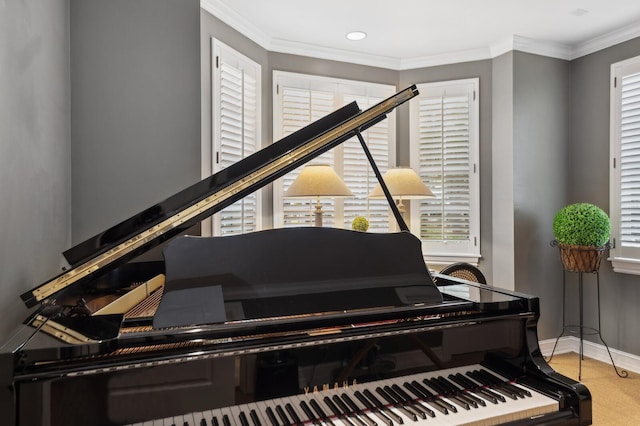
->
285;164;353;198
368;167;434;199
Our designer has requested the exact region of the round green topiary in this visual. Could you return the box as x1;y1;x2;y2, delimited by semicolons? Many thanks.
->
352;216;369;232
552;203;610;247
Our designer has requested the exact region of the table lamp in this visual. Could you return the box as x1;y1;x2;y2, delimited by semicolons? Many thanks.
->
368;167;434;218
284;164;353;227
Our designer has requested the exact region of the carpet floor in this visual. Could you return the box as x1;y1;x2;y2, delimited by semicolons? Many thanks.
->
548;353;640;425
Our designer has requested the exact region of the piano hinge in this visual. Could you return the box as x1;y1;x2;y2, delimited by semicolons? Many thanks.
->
612;238;616;249
216;56;219;69
277;84;279;95
473;163;477;173
613;157;617;168
474;236;477;246
216;151;220;164
614;77;617;88
473;90;476;101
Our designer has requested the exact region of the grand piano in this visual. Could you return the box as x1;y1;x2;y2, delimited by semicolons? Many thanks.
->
1;86;591;425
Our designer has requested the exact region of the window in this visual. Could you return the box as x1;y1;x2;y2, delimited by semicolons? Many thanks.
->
209;39;261;236
410;79;480;267
610;55;640;274
273;72;396;231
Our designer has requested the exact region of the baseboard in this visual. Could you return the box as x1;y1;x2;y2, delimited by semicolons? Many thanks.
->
539;336;640;374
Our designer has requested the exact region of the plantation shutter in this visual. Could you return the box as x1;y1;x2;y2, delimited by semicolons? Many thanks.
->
280;87;336;227
610;56;640;274
342;94;392;232
619;71;640;248
417;93;471;241
410;79;479;264
212;40;261;236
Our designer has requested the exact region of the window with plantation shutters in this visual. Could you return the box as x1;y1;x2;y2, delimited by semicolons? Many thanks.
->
273;72;396;230
610;55;640;274
210;39;261;236
410;79;480;266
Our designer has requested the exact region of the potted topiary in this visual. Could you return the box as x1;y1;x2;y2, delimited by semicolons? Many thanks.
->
552;203;611;273
351;216;369;232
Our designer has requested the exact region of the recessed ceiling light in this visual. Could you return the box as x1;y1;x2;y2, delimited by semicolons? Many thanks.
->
570;8;589;16
346;31;367;41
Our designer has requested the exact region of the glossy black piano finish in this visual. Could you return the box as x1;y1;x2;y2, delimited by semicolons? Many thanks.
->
1;86;591;425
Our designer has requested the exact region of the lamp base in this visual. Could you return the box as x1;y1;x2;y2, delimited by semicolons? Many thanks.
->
314;198;323;227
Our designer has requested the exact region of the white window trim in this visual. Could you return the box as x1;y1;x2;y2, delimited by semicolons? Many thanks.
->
203;38;262;237
272;71;396;230
409;78;481;266
609;55;640;274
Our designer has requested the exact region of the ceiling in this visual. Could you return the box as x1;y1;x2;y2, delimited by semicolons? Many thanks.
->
201;0;640;70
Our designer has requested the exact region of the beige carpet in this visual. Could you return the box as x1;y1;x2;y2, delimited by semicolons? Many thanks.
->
548;353;640;425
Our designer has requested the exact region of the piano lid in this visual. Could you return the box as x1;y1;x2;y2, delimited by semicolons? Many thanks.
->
21;85;419;308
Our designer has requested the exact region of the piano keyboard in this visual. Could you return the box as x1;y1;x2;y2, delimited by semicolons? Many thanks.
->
128;364;558;426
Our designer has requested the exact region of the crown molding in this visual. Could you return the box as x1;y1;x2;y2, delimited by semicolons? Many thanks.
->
200;0;271;50
268;38;404;70
201;0;640;69
572;20;640;59
491;35;573;60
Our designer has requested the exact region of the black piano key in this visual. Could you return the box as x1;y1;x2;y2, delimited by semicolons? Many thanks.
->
353;391;393;426
399;383;435;418
376;386;417;422
324;396;356;426
331;395;367;426
408;381;449;415
265;407;279;426
465;371;507;402
309;398;335;426
388;384;430;418
239;411;251;426
431;377;470;410
201;418;207;426
436;376;478;409
223;414;232;426
447;373;489;406
213;416;220;426
285;403;302;426
384;385;424;420
403;381;447;415
473;370;519;399
363;389;402;424
299;400;321;426
340;393;380;426
421;381;457;414
276;405;291;426
250;409;262;426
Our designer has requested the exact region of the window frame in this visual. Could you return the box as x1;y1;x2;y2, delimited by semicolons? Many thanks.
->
206;38;262;237
609;54;640;274
409;78;480;268
272;71;397;230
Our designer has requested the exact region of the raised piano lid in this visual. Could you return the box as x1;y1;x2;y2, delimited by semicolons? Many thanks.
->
20;85;420;308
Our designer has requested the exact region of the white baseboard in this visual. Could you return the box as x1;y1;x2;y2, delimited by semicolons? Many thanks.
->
539;336;640;374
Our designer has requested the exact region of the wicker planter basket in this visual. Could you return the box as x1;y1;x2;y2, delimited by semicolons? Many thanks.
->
553;241;607;273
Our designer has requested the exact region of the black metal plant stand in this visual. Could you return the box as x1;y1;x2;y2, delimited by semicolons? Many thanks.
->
547;269;628;380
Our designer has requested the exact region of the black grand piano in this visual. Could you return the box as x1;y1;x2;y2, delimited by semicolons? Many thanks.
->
1;86;591;425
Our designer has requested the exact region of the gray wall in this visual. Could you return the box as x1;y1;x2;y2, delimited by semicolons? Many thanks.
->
570;37;640;355
0;0;71;341
70;0;202;243
512;52;571;340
